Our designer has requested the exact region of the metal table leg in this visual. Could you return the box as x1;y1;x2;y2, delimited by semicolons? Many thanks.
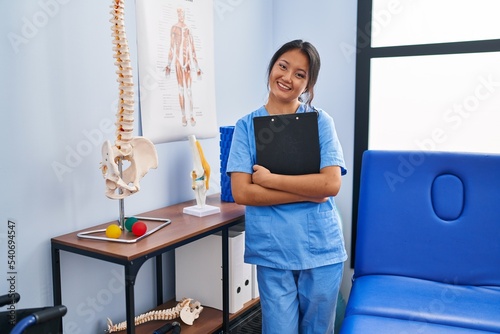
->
222;227;229;333
124;259;146;334
156;255;163;306
51;245;63;334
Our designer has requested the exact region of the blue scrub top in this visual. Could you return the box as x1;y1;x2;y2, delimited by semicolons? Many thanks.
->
226;104;348;270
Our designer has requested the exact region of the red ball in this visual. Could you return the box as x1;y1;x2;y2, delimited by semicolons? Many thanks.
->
132;221;147;237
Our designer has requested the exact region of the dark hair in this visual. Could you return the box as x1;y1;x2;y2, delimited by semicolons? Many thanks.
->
266;39;321;106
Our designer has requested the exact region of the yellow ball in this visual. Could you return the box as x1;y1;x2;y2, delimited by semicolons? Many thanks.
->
106;224;122;239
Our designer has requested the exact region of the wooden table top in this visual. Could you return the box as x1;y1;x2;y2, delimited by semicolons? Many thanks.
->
51;195;245;262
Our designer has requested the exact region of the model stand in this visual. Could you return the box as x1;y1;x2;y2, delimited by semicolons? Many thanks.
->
78;160;171;243
183;205;221;217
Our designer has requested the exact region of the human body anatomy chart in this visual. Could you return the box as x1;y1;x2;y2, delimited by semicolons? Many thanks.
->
136;0;217;143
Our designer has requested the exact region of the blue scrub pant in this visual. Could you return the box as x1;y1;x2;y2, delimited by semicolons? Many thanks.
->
257;262;344;334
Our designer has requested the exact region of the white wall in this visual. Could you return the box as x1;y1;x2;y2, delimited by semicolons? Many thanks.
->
0;0;357;332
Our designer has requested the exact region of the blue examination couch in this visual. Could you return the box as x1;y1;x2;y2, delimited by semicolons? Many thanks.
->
341;151;500;333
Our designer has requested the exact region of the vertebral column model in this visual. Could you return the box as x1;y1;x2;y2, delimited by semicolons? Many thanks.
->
100;0;158;200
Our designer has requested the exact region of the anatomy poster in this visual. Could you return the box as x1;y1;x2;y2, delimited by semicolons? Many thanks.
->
136;0;217;144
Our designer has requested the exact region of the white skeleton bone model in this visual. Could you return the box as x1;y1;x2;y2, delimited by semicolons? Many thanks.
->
105;298;203;332
188;134;210;207
100;0;158;199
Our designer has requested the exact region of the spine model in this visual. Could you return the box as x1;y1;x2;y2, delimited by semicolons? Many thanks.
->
100;0;158;200
105;298;204;333
110;0;134;156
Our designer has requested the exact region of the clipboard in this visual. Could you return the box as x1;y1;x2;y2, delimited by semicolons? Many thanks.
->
253;112;320;175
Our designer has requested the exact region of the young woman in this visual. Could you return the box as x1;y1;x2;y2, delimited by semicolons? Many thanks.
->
226;39;347;333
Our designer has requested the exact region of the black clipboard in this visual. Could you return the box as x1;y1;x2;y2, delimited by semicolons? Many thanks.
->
253;112;320;175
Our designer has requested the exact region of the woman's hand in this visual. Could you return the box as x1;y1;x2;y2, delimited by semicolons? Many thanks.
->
251;164;272;187
251;165;329;204
252;165;342;198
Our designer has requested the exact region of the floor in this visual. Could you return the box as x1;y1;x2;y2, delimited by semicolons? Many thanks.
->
227;293;346;334
230;304;262;334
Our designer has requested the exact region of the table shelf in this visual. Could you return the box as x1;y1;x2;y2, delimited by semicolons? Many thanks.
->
51;195;251;334
108;298;260;334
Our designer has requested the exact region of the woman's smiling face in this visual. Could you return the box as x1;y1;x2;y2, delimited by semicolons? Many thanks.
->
268;49;309;106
